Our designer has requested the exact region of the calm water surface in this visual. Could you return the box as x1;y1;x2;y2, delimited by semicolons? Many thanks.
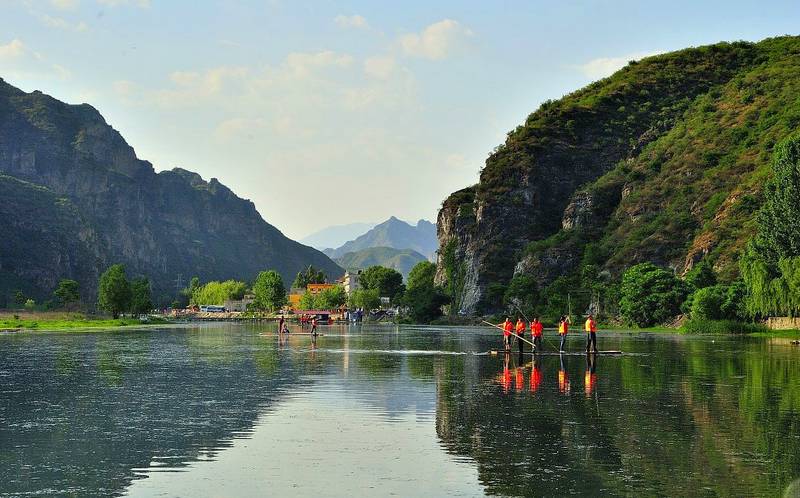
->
1;324;799;497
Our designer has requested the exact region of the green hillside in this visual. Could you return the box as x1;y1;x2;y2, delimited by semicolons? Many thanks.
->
335;247;427;279
436;36;800;315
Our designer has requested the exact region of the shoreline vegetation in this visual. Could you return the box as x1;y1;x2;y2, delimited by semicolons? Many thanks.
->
2;311;798;339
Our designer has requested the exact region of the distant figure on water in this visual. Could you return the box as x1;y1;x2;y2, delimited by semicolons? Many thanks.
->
279;315;285;334
585;313;598;353
530;317;543;352
501;318;513;351
558;315;570;352
515;317;526;355
311;317;318;337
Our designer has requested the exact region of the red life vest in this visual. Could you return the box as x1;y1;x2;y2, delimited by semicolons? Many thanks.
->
502;321;512;337
531;322;543;337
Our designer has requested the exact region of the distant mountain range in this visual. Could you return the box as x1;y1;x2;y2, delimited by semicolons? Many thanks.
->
324;217;438;261
334;247;427;279
0;79;341;304
299;222;377;251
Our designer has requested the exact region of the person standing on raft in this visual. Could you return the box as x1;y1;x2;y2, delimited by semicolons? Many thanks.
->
311;317;318;337
501;318;513;352
278;315;285;334
585;313;598;353
515;317;526;355
558;315;570;352
530;317;543;352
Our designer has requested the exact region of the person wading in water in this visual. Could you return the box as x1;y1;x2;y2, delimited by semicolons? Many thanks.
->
585;313;598;353
515;317;526;355
530;317;543;352
558;315;570;352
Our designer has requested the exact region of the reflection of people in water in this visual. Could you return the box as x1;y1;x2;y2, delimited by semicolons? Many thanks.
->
500;353;511;393
558;354;570;394
584;352;597;397
515;366;524;392
530;357;542;393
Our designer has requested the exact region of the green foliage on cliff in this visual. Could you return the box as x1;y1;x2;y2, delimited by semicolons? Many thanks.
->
620;263;689;327
438;36;800;319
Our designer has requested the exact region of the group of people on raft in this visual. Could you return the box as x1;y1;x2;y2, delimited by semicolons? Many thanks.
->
498;314;598;353
278;314;319;336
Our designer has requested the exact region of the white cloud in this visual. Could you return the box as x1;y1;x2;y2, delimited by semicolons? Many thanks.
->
51;0;79;9
285;50;353;77
97;0;150;7
399;19;472;60
40;14;89;32
363;55;395;79
214;117;268;142
52;63;71;79
334;14;368;29
0;39;26;59
576;51;661;79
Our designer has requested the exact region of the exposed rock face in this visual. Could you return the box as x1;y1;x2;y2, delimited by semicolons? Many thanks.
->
435;39;783;315
0;79;341;302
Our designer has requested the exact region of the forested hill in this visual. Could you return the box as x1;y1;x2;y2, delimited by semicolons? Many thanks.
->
435;36;800;315
0;79;341;304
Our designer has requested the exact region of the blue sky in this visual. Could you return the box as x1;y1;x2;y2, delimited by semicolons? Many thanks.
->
1;0;799;239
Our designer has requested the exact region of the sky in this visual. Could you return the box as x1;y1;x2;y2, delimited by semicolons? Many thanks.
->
1;1;799;240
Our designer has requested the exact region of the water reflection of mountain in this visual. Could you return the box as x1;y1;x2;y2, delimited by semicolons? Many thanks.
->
432;336;800;497
0;327;304;497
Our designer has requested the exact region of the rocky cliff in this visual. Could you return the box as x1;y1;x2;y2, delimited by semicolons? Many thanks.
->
436;36;800;315
0;79;341;303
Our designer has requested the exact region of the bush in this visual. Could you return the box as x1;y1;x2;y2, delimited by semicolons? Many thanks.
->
691;285;727;320
682;319;767;334
620;262;688;327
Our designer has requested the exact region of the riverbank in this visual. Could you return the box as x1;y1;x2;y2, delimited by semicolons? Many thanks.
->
0;311;170;332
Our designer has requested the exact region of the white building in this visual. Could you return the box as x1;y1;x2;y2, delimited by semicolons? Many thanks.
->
339;270;361;295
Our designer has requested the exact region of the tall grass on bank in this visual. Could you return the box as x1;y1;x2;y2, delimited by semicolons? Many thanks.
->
0;311;166;330
681;319;767;334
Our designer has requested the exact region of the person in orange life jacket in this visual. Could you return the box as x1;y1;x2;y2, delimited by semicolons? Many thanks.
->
585;313;598;353
558;315;571;352
530;317;543;352
515;317;526;355
584;352;597;397
500;318;513;351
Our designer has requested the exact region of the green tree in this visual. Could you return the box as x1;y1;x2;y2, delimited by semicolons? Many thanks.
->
619;262;688;327
685;260;717;290
24;299;35;310
690;285;727;320
402;261;449;323
13;290;25;307
349;288;380;311
360;266;404;302
53;279;80;310
190;280;247;305
318;286;347;309
292;265;327;289
129;277;153;315
503;274;539;317
741;133;800;316
97;264;131;318
252;270;287;311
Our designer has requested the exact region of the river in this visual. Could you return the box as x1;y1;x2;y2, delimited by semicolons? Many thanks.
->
0;324;798;497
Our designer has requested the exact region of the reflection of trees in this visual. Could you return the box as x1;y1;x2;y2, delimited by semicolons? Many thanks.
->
434;338;800;496
0;328;301;497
